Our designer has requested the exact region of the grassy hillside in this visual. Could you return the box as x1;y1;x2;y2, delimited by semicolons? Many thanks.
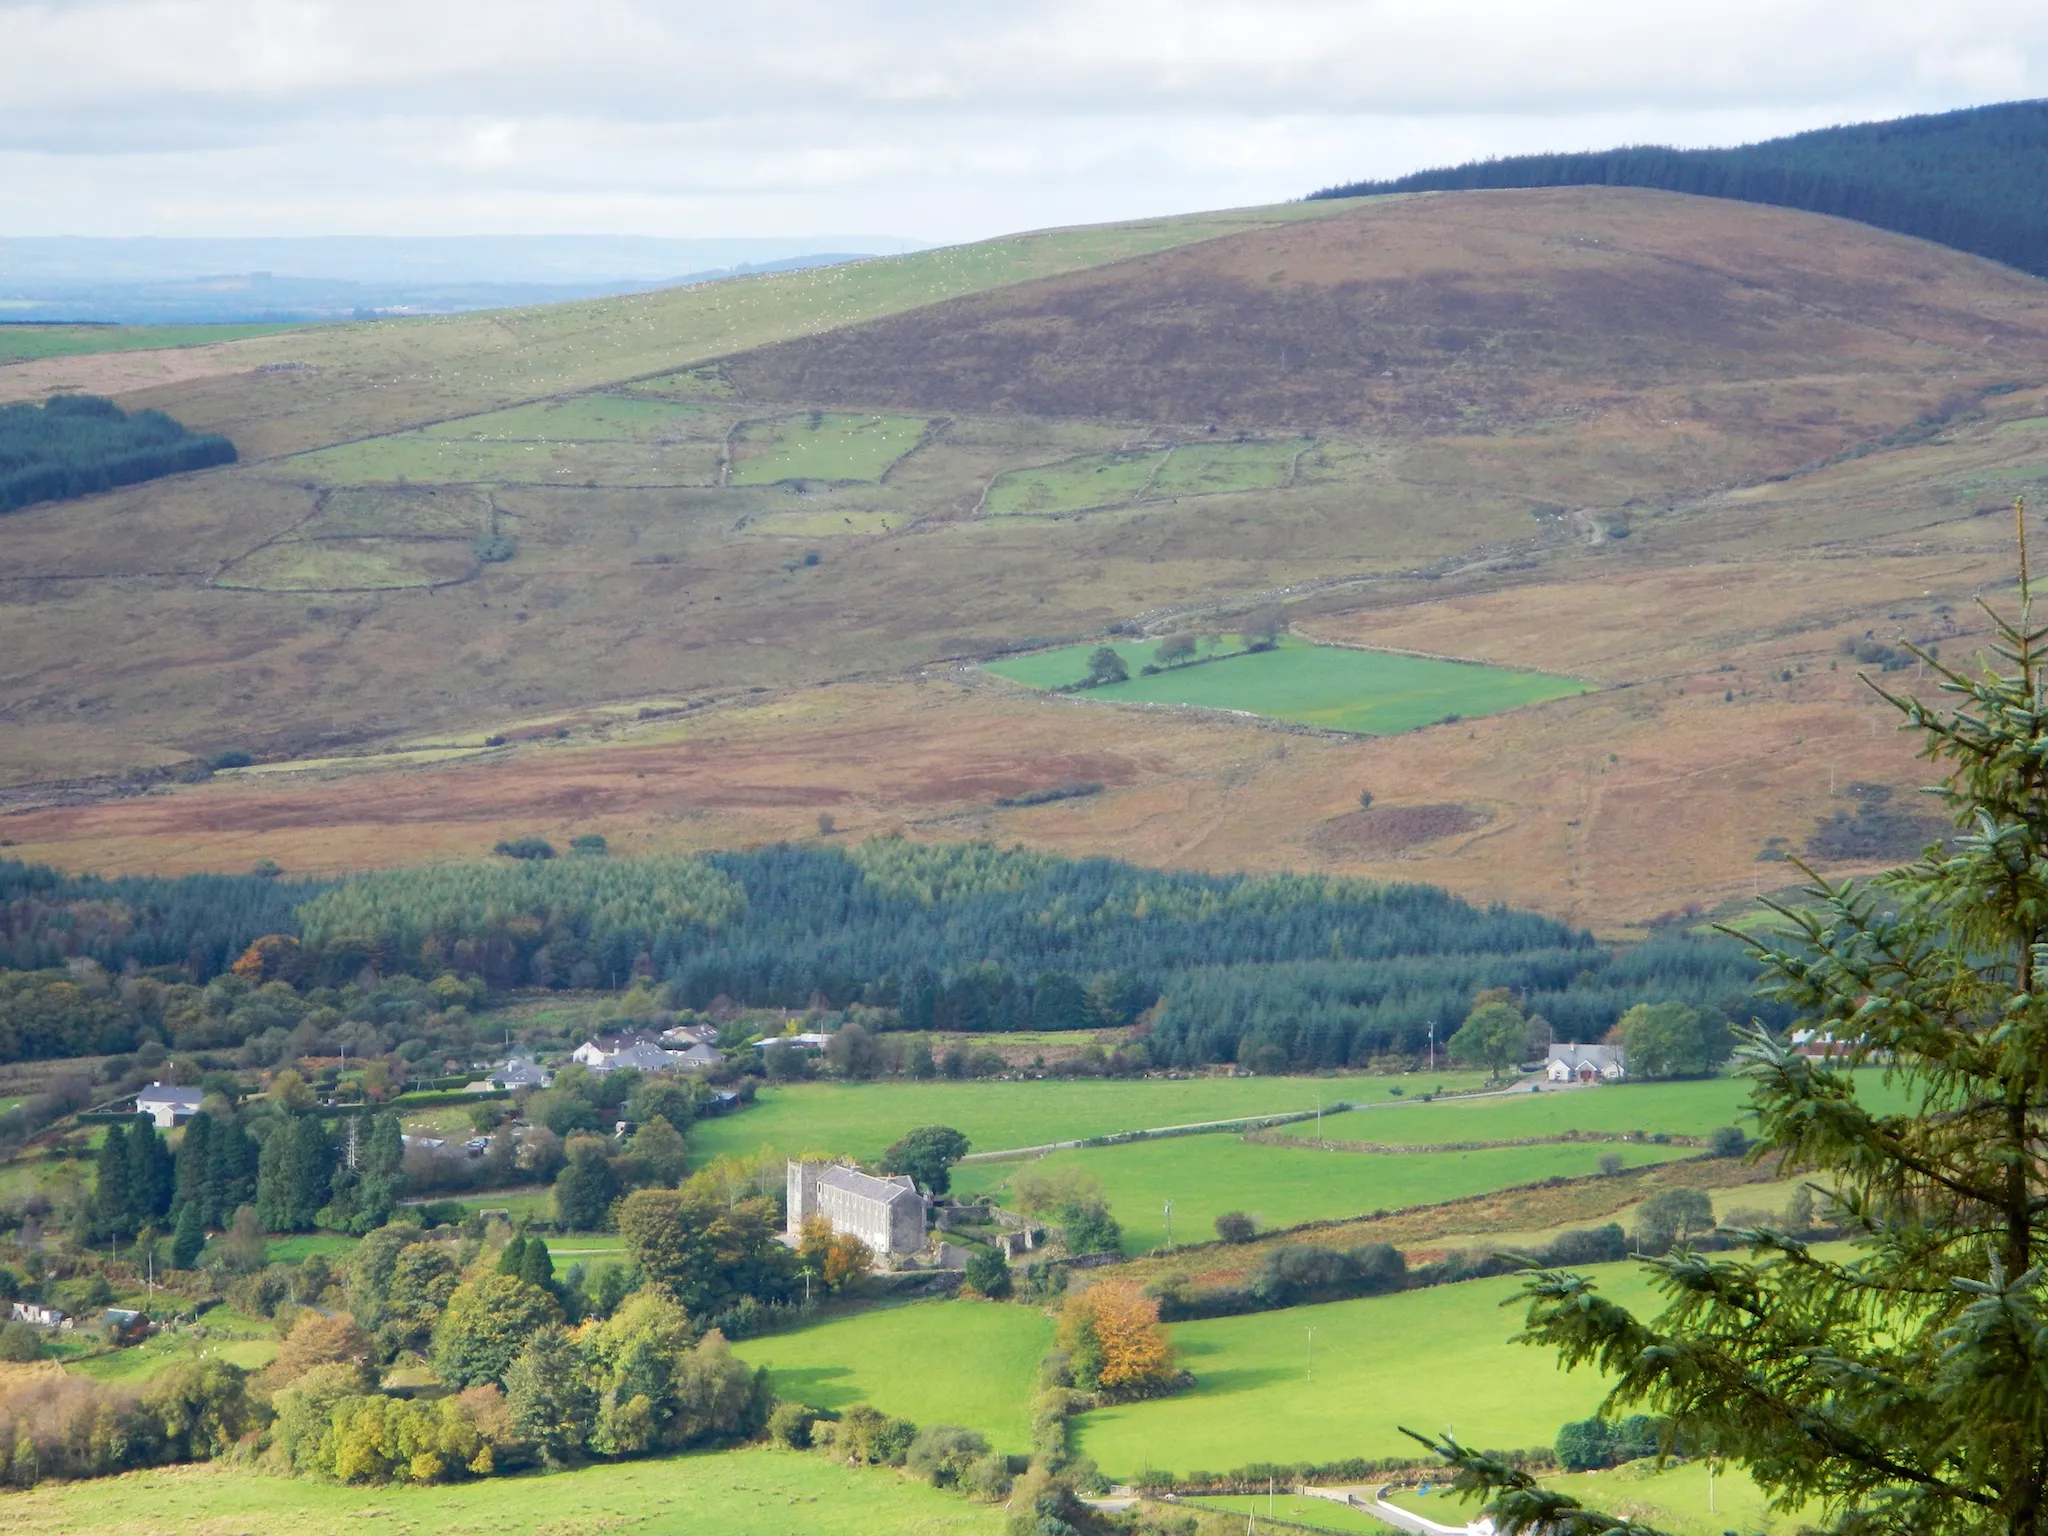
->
6;1447;1003;1536
1071;1258;1667;1475
1311;98;2048;280
5;187;2044;934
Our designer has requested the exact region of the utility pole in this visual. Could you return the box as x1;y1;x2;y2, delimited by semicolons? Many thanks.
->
1427;1021;1436;1072
1306;1325;1315;1380
1163;1199;1174;1253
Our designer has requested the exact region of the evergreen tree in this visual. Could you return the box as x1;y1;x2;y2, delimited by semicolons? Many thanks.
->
553;1143;622;1231
173;1112;214;1216
1418;544;2048;1536
498;1234;530;1278
517;1237;556;1295
356;1114;405;1230
256;1117;333;1232
170;1201;205;1269
127;1119;175;1227
204;1120;258;1228
94;1122;135;1240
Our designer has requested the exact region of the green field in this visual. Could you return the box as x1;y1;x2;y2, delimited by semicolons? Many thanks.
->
729;413;931;485
1073;1260;1666;1477
72;1306;279;1383
1542;1458;1804;1536
735;1300;1054;1452
7;1446;1002;1536
983;448;1169;514
686;1076;1489;1167
1183;1492;1396;1532
0;321;308;363
1271;1080;1760;1145
953;1137;1695;1254
1148;439;1307;498
982;636;1593;735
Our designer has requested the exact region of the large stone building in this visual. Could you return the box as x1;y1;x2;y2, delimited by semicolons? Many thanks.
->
786;1160;927;1258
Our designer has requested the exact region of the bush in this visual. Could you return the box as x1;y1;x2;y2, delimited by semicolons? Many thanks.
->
1213;1211;1256;1244
472;535;517;563
1708;1124;1748;1157
1597;1152;1624;1177
0;1321;43;1361
492;837;556;861
963;1247;1012;1299
907;1424;991;1487
570;835;608;857
768;1400;821;1449
209;750;254;770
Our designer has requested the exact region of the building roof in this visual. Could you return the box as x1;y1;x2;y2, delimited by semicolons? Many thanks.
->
755;1032;832;1050
136;1082;204;1108
596;1041;682;1072
1548;1044;1624;1067
814;1164;922;1207
492;1057;549;1085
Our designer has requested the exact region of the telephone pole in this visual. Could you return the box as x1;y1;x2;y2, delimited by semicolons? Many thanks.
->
1163;1199;1174;1253
1427;1021;1436;1071
1306;1325;1316;1380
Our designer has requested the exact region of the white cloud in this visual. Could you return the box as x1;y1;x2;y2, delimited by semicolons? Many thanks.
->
0;0;2040;238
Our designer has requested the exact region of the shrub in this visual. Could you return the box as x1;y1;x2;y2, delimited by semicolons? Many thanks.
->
492;837;556;861
907;1424;991;1487
768;1400;821;1449
1707;1124;1748;1157
0;1322;42;1362
472;535;517;563
1213;1211;1256;1244
209;750;254;770
570;834;608;857
1597;1152;1624;1177
963;1247;1012;1299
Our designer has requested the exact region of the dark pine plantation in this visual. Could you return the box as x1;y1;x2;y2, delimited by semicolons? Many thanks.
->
0;392;237;512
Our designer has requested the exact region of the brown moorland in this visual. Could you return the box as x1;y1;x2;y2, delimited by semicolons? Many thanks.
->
4;189;2047;935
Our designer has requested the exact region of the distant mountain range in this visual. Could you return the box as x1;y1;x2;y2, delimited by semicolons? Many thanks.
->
0;236;924;323
1311;98;2048;280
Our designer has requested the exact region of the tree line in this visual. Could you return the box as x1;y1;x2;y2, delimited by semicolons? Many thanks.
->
0;393;237;514
1310;99;2048;281
1;841;1775;1071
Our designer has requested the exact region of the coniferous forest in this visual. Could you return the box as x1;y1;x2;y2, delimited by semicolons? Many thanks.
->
1310;98;2048;280
0;842;1773;1070
0;392;237;513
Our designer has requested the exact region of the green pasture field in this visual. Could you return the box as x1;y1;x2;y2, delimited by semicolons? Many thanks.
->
278;432;724;486
72;1307;279;1382
308;486;492;536
728;413;931;485
1270;1070;1921;1148
215;536;475;592
1073;1259;1667;1477
1270;1079;1758;1145
1148;438;1309;498
258;1232;361;1264
1181;1492;1396;1532
982;636;1594;735
7;1445;1004;1536
0;321;306;364
983;448;1168;514
953;1137;1695;1254
686;1075;1490;1167
1543;1458;1801;1536
422;395;716;441
735;1299;1054;1453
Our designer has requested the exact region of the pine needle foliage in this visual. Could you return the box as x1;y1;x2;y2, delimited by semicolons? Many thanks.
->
1414;514;2048;1536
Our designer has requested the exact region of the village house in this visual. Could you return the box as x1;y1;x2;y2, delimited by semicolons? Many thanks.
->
786;1160;926;1258
135;1082;204;1128
1546;1043;1626;1084
10;1301;66;1329
572;1032;692;1075
660;1022;720;1048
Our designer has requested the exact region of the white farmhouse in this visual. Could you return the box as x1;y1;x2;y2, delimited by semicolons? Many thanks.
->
786;1160;926;1258
1547;1044;1625;1084
135;1082;204;1128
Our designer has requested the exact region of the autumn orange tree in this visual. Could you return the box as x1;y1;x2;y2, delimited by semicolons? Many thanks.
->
798;1214;873;1292
1058;1280;1177;1393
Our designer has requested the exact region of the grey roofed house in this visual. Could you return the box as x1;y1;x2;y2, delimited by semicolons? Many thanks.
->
490;1056;551;1090
669;1042;722;1072
1547;1043;1626;1082
584;1039;684;1075
754;1032;832;1051
135;1082;204;1128
660;1022;720;1048
786;1160;927;1258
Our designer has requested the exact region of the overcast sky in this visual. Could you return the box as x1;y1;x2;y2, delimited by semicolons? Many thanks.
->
3;0;2043;244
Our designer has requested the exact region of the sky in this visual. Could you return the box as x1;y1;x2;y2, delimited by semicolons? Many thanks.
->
3;0;2044;245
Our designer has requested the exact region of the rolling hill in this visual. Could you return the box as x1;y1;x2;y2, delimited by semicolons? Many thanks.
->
2;185;2042;935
